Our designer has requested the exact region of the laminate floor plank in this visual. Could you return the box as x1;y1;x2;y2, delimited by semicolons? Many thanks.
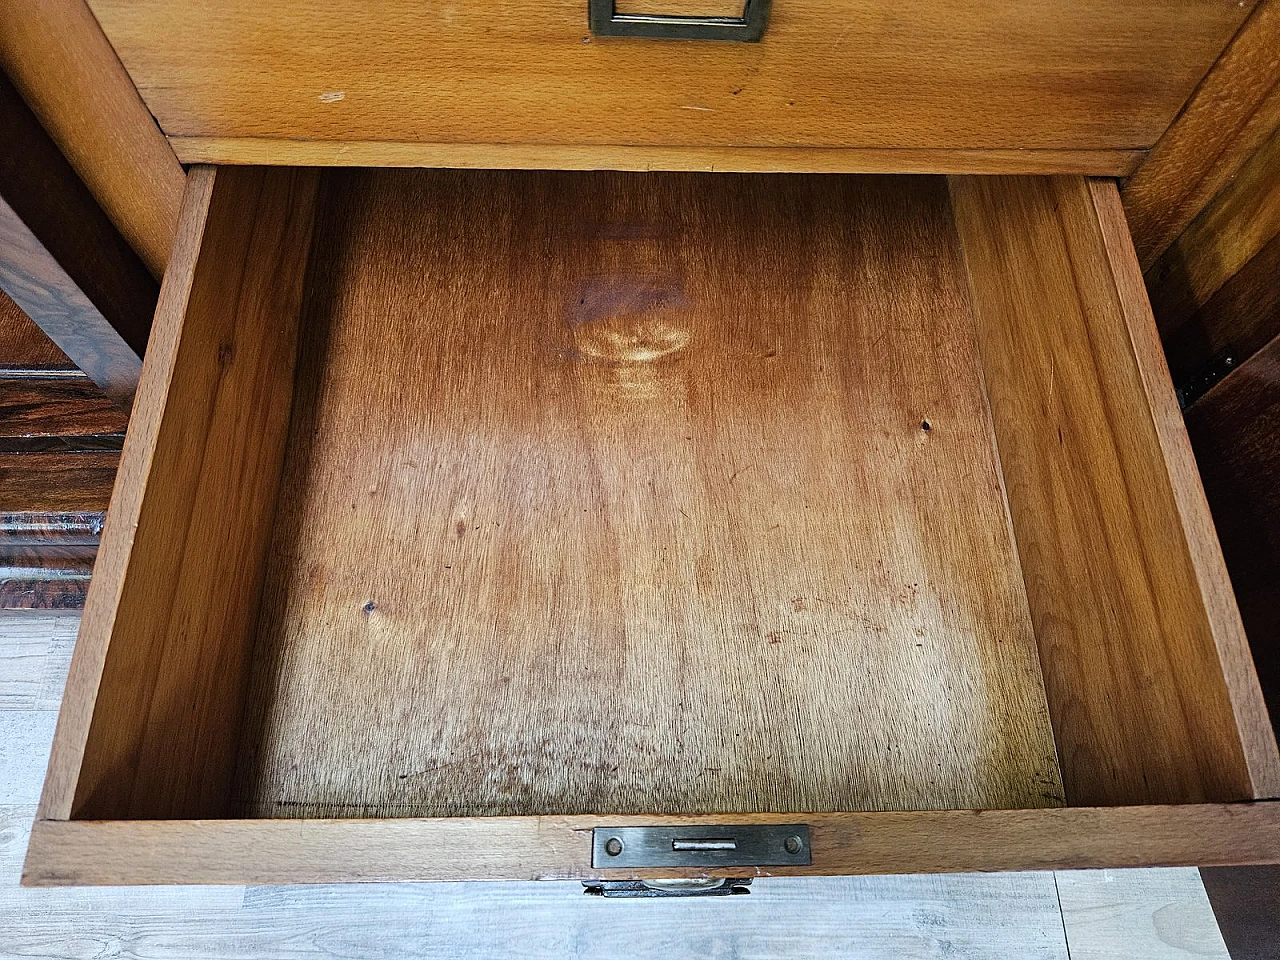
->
0;618;50;707
1056;868;1230;959
0;712;57;805
0;870;1069;960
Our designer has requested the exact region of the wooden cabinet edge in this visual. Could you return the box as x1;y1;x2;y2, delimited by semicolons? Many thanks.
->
0;71;156;402
22;803;1280;886
1121;0;1280;269
168;139;1146;176
0;0;185;278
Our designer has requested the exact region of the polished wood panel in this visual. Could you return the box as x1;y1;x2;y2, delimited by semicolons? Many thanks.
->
22;803;1280;886
1122;0;1280;269
950;175;1280;805
0;309;121;612
0;453;118;515
0;378;129;439
0;292;72;370
1184;335;1280;741
172;139;1146;176
0;0;185;278
236;169;1062;820
89;0;1249;166
0;545;96;613
0;198;142;403
0;444;111;611
1146;124;1280;336
0;71;154;401
39;166;321;822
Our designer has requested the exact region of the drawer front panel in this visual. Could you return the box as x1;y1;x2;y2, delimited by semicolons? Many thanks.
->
89;0;1252;167
24;805;1280;886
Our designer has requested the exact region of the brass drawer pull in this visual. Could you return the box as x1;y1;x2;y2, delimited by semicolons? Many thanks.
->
588;0;771;41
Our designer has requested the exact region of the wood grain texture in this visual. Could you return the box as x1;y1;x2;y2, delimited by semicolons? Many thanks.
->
1146;123;1280;381
22;803;1280;886
0;362;120;612
0;378;128;439
1122;0;1280;269
613;0;745;15
0;867;1071;960
234;169;1062;820
88;0;1249;160
0;0;185;278
0;71;154;402
171;139;1147;176
0;292;72;370
26;170;1280;886
0;434;115;613
0;546;95;613
0;434;125;455
0;615;76;711
1184;335;1280;741
949;175;1280;806
0;453;118;515
0;198;143;404
0;438;113;613
39;166;321;822
1145;123;1280;335
1087;178;1280;798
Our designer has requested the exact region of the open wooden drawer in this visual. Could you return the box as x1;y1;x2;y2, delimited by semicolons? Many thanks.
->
22;167;1280;885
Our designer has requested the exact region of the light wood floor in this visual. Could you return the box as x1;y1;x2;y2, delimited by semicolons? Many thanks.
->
0;615;1230;959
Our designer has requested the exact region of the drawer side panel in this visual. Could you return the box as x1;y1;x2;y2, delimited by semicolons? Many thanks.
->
38;166;321;821
950;174;1280;805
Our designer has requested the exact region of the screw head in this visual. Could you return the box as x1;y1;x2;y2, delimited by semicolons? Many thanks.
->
604;837;623;857
784;835;803;855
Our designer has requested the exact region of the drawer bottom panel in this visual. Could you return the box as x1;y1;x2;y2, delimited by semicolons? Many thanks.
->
235;170;1061;820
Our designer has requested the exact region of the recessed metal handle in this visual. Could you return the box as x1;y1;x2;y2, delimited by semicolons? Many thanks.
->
672;837;737;851
591;824;810;867
583;878;753;897
588;0;771;41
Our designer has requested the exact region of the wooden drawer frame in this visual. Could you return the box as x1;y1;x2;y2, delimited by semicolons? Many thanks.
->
22;166;1280;886
20;806;1280;885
